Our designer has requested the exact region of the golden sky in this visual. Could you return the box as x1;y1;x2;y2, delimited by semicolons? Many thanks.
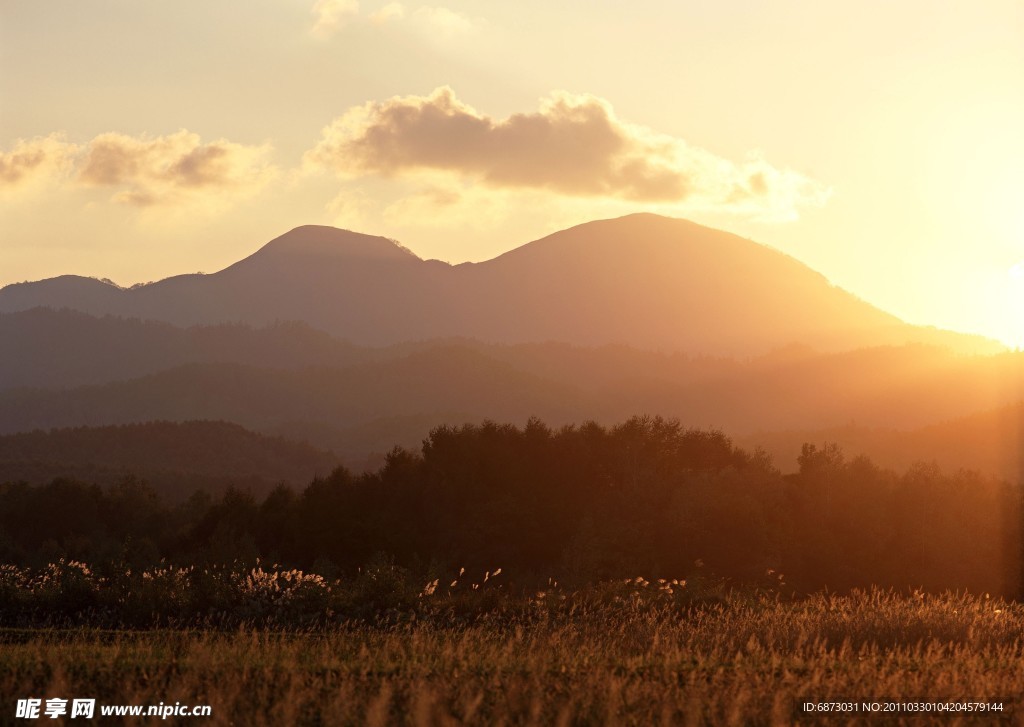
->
2;1;1022;346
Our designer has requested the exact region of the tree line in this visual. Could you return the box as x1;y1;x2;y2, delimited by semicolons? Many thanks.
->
0;416;1017;596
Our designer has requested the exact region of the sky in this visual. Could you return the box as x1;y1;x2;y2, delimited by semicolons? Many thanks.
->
2;0;1023;346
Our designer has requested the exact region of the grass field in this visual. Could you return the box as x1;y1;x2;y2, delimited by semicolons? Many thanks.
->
3;589;1024;726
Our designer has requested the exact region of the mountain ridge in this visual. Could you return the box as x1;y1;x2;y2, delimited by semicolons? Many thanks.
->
0;214;1002;355
229;225;423;266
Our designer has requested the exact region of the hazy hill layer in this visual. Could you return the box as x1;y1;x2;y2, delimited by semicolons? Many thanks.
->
744;402;1024;480
0;347;586;449
0;308;734;392
0;308;374;390
0;215;999;355
0;421;340;499
0;328;1019;469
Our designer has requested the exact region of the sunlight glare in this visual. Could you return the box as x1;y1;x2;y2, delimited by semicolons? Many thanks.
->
1004;261;1024;349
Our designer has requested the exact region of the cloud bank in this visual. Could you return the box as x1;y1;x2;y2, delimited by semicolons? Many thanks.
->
0;131;275;209
306;87;829;220
78;131;275;207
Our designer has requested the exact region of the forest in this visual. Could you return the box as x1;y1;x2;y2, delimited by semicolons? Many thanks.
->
1;416;1018;630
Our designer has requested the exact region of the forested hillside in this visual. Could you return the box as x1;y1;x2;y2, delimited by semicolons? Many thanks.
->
2;417;1015;597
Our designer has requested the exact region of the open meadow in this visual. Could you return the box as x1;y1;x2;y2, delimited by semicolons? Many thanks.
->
4;584;1024;725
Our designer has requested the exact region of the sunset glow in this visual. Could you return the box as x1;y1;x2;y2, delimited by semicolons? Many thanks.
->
2;1;1023;346
3;5;1024;720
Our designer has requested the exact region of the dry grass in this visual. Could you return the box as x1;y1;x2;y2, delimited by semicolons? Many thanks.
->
3;590;1024;725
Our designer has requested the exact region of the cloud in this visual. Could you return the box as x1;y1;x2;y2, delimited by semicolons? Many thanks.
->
306;87;829;220
1;130;276;212
311;0;360;38
369;2;405;24
0;135;78;191
77;130;276;207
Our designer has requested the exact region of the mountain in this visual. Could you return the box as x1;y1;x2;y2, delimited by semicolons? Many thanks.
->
0;215;1000;355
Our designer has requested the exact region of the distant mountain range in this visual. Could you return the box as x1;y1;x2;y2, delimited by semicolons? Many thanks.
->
0;214;1001;355
1;307;1020;468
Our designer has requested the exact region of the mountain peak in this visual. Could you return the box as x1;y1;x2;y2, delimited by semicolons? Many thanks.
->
253;225;421;264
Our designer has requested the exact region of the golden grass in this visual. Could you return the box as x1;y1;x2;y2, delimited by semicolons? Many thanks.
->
3;590;1024;725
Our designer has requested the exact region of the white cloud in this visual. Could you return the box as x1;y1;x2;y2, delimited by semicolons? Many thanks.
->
77;130;277;208
0;135;78;193
0;130;277;214
311;0;360;38
306;87;830;220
